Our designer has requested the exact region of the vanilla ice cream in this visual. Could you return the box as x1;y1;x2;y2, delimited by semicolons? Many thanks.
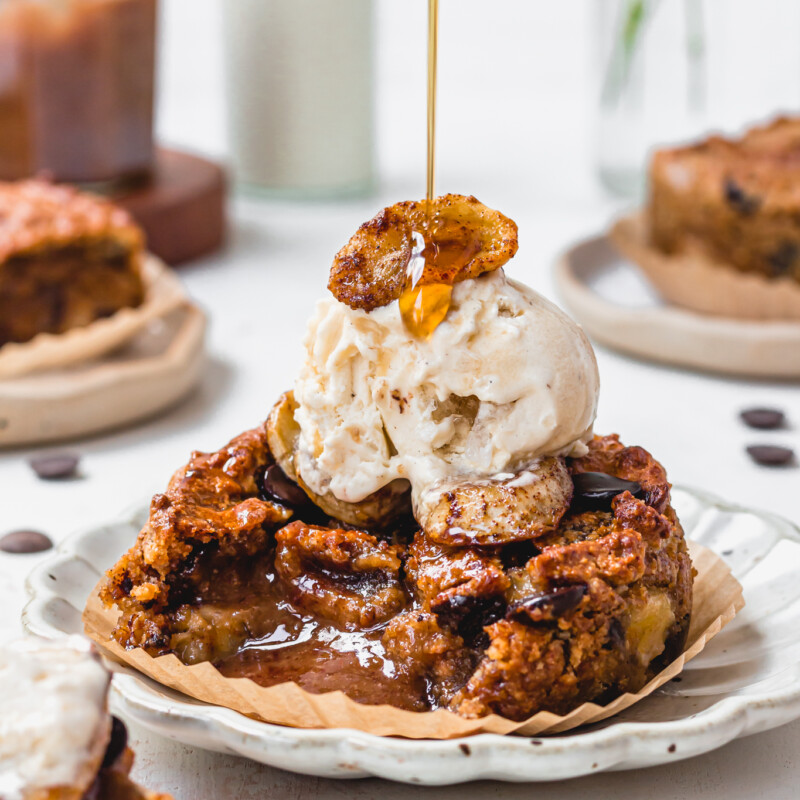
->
0;637;111;800
293;268;599;507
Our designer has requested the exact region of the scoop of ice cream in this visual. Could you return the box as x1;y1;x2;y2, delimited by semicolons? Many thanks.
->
0;637;111;800
292;268;599;507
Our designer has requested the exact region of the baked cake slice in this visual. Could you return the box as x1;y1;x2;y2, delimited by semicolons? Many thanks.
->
0;180;144;347
649;116;800;283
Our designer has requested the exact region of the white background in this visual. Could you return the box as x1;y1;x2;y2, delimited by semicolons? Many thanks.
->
1;1;799;797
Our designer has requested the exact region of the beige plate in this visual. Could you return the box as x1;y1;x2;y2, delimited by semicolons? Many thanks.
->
0;254;187;380
554;233;800;379
0;303;206;447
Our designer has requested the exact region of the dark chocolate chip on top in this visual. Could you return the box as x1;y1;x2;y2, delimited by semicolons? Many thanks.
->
571;472;645;511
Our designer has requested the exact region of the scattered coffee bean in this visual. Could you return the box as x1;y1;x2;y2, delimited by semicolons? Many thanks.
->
101;717;129;768
508;584;587;623
0;529;53;553
746;445;795;466
29;452;80;480
260;464;309;508
740;408;786;430
571;472;645;511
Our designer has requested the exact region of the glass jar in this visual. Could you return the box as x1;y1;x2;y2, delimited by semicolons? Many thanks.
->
223;0;375;199
0;0;157;184
594;0;800;198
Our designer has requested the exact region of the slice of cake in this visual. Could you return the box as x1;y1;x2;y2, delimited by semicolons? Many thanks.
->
0;180;144;347
650;116;800;282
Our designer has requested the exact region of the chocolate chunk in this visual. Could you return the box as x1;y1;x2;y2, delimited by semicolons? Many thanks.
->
571;472;645;511
432;593;506;641
260;464;309;508
740;408;786;430
29;452;80;480
0;529;53;553
101;717;129;768
746;445;795;466
768;242;799;276
724;178;761;216
507;584;587;624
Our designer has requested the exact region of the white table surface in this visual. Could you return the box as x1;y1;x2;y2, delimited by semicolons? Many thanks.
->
2;1;799;796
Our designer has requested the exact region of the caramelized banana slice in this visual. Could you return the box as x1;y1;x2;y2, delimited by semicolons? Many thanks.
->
416;457;573;546
328;194;519;312
274;521;407;628
266;391;412;529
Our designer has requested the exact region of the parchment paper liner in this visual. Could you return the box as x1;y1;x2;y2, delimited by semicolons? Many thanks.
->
0;255;186;379
83;541;743;739
611;212;800;321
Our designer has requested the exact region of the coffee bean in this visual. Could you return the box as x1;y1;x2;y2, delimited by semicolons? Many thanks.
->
101;717;129;768
740;408;786;430
508;584;588;623
746;445;795;466
260;464;309;508
29;452;80;480
0;529;53;553
571;472;645;511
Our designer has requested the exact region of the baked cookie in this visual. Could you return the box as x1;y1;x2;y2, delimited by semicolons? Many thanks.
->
101;424;692;719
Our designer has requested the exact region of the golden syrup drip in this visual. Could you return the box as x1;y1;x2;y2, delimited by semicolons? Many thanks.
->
399;281;453;339
399;0;464;340
426;0;438;207
399;218;484;338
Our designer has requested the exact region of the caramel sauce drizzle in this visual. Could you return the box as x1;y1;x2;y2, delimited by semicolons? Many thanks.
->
400;0;470;339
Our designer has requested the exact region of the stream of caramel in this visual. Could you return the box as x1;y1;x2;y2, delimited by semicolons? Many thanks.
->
400;0;453;339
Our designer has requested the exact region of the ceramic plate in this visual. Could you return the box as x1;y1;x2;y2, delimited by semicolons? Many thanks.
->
554;234;800;378
22;487;800;784
0;303;206;447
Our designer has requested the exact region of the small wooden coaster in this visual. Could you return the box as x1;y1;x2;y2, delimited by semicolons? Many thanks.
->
0;303;206;447
112;149;227;265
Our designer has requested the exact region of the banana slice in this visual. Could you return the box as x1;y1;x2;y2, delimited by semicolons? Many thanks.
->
416;457;574;546
328;194;519;312
266;391;411;530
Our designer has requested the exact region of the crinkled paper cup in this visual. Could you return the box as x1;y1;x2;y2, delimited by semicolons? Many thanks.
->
83;541;743;740
611;212;800;321
0;255;186;379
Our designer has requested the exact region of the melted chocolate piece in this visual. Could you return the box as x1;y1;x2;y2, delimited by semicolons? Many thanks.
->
571;472;644;511
0;529;53;553
259;464;309;508
29;452;80;480
740;408;786;430
101;717;129;769
432;593;506;641
724;178;761;216
507;584;588;624
746;445;795;466
768;242;799;276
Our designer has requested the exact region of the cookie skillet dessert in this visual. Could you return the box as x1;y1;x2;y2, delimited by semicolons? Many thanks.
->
101;195;693;721
0;179;144;347
0;637;171;800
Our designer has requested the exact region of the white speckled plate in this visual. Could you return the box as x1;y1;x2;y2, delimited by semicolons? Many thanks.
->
22;487;800;784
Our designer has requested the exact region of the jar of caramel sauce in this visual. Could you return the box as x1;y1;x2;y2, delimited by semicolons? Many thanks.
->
0;0;156;183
